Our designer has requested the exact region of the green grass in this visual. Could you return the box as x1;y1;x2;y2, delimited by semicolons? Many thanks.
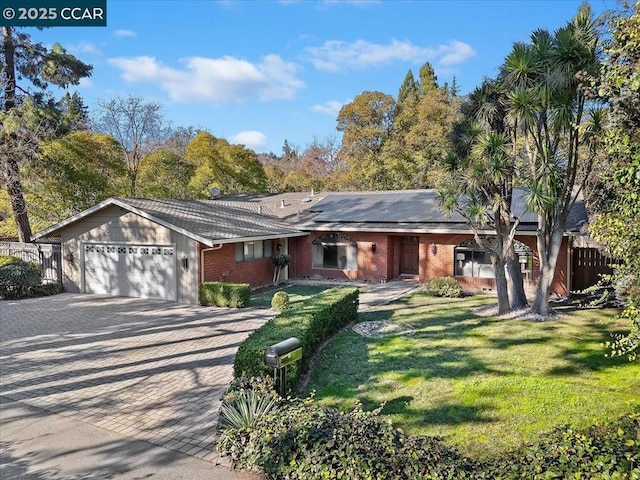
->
305;292;640;459
251;284;333;309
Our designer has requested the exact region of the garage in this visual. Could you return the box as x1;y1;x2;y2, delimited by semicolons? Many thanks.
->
83;243;177;301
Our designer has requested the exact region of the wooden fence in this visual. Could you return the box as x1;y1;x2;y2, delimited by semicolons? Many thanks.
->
0;242;62;283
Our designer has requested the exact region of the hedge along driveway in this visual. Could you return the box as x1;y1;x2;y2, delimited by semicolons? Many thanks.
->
305;292;640;458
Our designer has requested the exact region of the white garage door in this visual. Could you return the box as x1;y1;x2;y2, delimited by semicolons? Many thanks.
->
83;244;177;301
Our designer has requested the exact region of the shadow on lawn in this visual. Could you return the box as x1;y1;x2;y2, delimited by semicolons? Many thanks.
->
311;292;634;434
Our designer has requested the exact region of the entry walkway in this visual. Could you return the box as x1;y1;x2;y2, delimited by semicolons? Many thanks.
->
359;278;420;310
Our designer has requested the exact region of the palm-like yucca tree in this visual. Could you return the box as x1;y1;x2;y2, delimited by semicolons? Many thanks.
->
500;3;604;315
442;76;529;314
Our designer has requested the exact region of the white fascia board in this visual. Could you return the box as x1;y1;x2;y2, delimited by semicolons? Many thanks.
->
297;223;542;236
206;232;308;245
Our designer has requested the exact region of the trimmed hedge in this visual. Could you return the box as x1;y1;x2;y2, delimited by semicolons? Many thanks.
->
199;281;251;307
233;287;359;391
0;259;42;299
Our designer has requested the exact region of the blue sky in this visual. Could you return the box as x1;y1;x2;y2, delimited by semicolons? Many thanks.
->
33;0;612;154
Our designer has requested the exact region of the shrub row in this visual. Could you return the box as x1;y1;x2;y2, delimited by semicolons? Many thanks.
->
233;287;359;391
218;384;640;480
199;281;251;307
423;276;465;298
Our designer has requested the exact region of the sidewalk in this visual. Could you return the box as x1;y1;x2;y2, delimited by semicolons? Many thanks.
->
0;395;258;479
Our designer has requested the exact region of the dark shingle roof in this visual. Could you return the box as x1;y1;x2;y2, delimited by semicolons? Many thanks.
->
121;198;304;243
32;198;306;245
211;189;589;234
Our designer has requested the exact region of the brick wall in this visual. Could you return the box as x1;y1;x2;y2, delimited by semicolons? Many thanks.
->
288;231;570;296
289;232;392;283
198;240;283;289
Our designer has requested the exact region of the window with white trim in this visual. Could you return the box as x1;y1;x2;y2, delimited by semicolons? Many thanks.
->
236;240;273;262
454;239;533;279
312;233;358;270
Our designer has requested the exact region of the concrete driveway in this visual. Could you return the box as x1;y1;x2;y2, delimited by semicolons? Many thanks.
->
0;294;272;469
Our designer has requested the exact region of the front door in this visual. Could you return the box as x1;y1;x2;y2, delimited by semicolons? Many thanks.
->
401;236;419;275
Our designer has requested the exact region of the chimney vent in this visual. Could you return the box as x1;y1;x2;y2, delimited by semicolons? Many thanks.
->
280;200;285;208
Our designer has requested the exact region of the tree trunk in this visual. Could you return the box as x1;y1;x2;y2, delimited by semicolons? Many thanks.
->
493;257;510;315
507;248;528;309
1;158;32;242
531;228;564;316
2;27;32;242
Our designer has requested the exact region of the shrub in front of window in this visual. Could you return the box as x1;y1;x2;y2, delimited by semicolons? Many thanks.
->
423;277;465;298
0;259;43;299
199;282;251;307
271;291;290;311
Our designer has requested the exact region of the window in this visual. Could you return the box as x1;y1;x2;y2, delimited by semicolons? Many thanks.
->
454;239;533;279
236;240;273;262
312;233;358;270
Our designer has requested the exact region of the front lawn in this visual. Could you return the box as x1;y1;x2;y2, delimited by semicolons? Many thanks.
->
251;284;333;309
305;292;640;458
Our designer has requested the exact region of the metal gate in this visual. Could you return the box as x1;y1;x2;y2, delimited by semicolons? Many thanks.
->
0;242;62;283
572;247;612;291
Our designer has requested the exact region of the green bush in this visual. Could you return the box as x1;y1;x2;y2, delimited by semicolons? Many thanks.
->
270;291;290;311
199;282;251;307
0;260;42;299
423;276;465;298
477;410;640;479
219;397;639;480
34;282;64;297
218;397;466;479
233;287;359;392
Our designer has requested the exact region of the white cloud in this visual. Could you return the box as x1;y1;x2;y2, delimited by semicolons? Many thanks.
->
108;54;305;103
229;130;268;151
68;42;101;55
312;99;347;117
113;29;136;38
437;41;476;67
305;39;476;72
77;77;94;88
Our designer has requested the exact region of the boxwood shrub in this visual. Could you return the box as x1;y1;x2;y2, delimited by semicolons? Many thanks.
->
199;281;251;307
423;276;465;298
233;287;359;391
270;291;290;311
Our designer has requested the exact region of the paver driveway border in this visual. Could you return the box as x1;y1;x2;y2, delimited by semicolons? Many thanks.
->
0;293;273;464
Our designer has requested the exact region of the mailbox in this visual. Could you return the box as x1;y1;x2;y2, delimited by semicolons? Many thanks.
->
264;337;302;369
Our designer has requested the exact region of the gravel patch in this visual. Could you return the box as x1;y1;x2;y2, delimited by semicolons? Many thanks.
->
352;320;416;338
471;304;564;322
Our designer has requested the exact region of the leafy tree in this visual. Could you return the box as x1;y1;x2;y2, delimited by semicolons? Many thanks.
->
137;149;195;199
590;1;640;359
335;91;395;190
25;131;126;228
501;4;604;315
186;131;267;196
94;95;169;196
380;62;460;190
58;92;89;133
1;27;92;241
